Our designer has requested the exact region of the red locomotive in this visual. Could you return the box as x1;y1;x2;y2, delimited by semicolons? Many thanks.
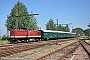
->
8;28;77;44
8;28;41;43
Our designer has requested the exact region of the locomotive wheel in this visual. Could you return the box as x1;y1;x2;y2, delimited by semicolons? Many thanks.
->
10;41;13;44
34;39;38;42
24;40;27;42
14;40;17;44
26;40;29;43
10;39;17;44
10;39;13;44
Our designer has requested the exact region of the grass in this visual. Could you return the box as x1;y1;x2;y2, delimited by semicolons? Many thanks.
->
0;40;9;44
88;36;90;43
80;36;88;38
89;40;90;43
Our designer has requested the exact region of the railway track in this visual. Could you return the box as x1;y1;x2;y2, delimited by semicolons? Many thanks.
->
0;38;72;47
79;40;90;59
37;41;79;60
0;39;73;58
0;41;52;58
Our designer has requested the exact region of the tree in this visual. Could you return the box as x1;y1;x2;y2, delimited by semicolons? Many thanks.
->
64;25;70;32
84;29;90;36
2;34;7;40
72;28;84;36
5;1;39;30
57;25;64;31
57;24;70;32
46;19;56;30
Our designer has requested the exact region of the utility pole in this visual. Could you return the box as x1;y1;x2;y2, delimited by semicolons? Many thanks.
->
55;19;72;45
56;19;58;45
40;27;41;30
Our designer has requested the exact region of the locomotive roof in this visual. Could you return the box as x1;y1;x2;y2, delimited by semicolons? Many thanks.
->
41;30;71;33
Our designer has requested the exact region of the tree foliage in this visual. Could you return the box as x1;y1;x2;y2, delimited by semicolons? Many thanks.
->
46;19;70;32
57;25;64;31
72;28;84;36
84;29;90;36
5;1;39;30
46;19;56;30
64;25;70;32
57;24;70;32
2;34;7;40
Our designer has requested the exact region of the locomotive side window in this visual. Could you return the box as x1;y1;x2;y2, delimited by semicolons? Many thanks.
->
12;31;15;36
38;32;40;35
38;32;41;35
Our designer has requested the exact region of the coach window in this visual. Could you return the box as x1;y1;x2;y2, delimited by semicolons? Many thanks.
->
44;33;46;35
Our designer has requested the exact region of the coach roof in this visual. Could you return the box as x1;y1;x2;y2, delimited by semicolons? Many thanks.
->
41;30;70;33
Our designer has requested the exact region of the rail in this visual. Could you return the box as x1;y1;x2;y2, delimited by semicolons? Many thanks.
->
37;41;79;60
0;39;72;58
79;40;90;59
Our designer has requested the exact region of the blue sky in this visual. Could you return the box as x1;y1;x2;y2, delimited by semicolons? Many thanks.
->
0;0;90;35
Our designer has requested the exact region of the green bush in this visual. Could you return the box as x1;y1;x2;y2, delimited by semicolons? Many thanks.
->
1;34;7;41
1;38;7;41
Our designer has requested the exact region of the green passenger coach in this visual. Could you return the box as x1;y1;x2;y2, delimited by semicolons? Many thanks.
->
40;30;76;40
